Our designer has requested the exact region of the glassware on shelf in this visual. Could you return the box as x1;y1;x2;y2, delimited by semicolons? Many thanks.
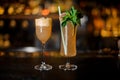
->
34;17;52;71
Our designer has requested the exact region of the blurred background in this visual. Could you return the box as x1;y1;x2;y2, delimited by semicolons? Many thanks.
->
0;0;120;56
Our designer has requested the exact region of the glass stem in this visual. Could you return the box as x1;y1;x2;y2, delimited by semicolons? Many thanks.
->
41;43;45;63
66;56;70;64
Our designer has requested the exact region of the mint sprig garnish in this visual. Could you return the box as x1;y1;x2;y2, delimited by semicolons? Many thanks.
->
61;6;83;27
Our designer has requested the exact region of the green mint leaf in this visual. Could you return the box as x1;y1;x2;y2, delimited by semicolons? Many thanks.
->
61;6;83;27
61;21;67;27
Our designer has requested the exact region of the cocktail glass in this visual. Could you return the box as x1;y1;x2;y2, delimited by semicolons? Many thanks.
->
34;17;52;71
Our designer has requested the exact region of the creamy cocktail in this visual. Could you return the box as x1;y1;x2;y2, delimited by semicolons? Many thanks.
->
34;17;52;71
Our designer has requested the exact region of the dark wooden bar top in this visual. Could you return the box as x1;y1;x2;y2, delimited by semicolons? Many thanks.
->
0;50;119;80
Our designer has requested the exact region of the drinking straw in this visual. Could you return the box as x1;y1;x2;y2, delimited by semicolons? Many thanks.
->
58;6;67;55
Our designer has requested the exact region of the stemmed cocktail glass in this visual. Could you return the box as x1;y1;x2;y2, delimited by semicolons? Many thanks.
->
34;17;52;71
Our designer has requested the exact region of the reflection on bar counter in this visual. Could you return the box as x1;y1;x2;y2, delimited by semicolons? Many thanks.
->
0;0;120;57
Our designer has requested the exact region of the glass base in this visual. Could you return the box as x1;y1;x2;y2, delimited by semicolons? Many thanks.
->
59;62;77;71
34;62;52;71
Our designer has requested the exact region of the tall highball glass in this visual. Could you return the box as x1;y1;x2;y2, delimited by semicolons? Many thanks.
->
59;20;78;71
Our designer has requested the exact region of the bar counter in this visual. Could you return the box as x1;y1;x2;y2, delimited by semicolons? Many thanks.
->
0;49;119;80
